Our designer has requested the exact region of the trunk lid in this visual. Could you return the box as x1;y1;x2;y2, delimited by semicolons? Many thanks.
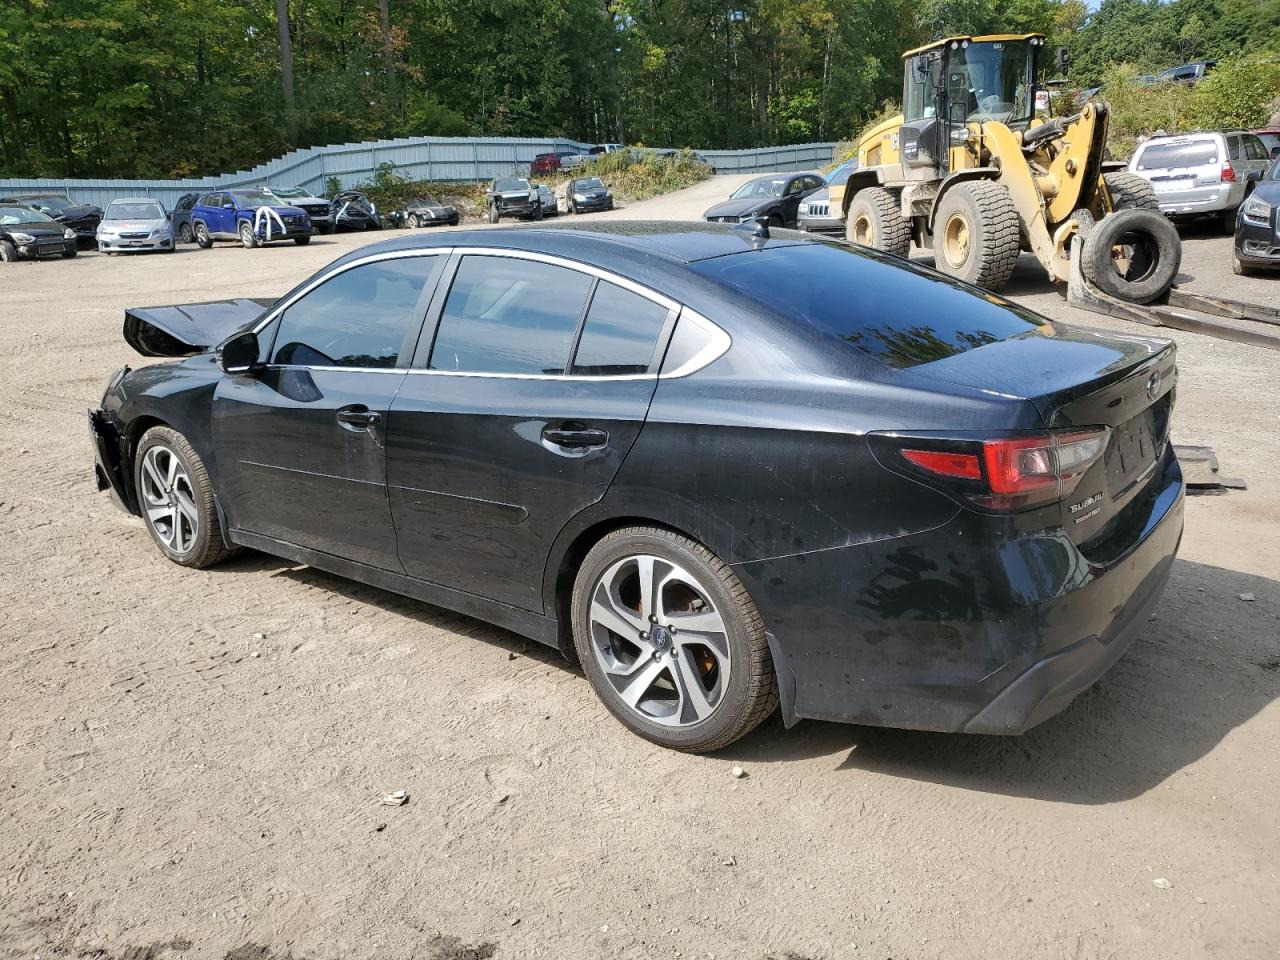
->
124;298;276;357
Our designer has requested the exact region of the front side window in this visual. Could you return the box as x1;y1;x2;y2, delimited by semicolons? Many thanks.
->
571;282;670;376
429;256;592;375
270;257;440;368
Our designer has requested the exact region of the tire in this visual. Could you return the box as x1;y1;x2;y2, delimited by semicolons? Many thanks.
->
133;426;233;569
1103;172;1160;212
487;203;500;224
845;187;910;257
532;205;544;221
409;214;421;228
569;199;578;215
238;221;258;248
294;235;311;245
178;223;194;244
1232;249;1255;276
194;222;212;248
572;526;778;753
1220;208;1237;234
768;213;784;229
61;247;77;259
0;239;16;262
319;223;333;235
932;180;1022;289
1080;208;1181;303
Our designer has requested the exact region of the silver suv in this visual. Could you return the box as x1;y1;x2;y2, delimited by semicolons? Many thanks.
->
1129;131;1270;227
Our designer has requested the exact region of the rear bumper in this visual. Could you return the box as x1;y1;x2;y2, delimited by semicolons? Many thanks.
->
735;453;1185;735
1156;181;1243;216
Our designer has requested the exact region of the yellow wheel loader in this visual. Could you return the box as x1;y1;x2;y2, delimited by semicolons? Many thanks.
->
836;33;1184;304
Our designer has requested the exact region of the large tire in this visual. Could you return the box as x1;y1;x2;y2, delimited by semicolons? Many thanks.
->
1080;208;1181;304
1103;172;1160;212
845;187;910;257
572;526;778;753
932;180;1022;289
238;221;258;249
194;222;213;248
178;223;194;244
133;426;234;569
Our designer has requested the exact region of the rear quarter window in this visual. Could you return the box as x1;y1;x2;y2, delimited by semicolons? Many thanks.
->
692;242;1046;369
1135;140;1219;170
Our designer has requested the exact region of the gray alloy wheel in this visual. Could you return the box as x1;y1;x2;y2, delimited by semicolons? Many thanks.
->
0;239;16;262
238;221;258;248
178;223;193;243
134;426;233;568
409;213;421;228
572;527;778;752
194;222;212;248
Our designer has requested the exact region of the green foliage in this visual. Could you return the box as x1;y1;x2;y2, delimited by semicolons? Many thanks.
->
1185;57;1280;129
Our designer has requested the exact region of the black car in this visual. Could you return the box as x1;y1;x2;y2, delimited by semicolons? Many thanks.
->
1233;158;1280;275
703;173;824;228
331;191;382;231
486;177;542;222
565;176;614;214
398;196;461;228
0;192;102;247
0;203;78;261
170;192;201;244
90;221;1183;753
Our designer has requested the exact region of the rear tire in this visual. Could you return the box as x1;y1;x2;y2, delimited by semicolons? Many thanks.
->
845;187;910;258
572;526;778;753
1103;172;1160;212
487;203;499;224
134;426;234;569
1080;208;1181;303
932;180;1022;290
178;223;194;243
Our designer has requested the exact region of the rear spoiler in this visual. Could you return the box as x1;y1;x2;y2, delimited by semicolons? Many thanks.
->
123;298;276;357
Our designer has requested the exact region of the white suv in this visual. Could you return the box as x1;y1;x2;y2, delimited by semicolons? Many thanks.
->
1129;130;1270;228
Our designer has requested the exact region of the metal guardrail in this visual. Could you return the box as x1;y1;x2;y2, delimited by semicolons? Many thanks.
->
0;139;837;210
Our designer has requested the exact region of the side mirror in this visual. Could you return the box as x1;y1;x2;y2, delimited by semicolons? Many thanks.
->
1056;47;1071;74
223;202;234;210
218;330;262;374
1246;170;1262;182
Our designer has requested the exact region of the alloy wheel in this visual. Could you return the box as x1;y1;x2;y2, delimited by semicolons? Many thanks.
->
587;554;731;727
139;445;199;554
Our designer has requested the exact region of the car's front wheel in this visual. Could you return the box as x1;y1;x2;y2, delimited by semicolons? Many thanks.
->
487;203;500;224
134;426;233;568
294;235;311;245
0;239;17;262
238;221;259;248
194;222;213;248
572;527;778;753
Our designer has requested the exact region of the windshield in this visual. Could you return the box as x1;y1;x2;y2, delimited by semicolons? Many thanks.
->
21;195;76;213
230;189;280;209
105;201;165;220
692;242;1046;369
495;178;530;192
945;40;1035;123
574;178;605;190
731;177;788;199
0;207;54;225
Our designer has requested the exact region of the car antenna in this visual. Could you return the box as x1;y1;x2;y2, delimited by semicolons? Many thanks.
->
730;215;770;248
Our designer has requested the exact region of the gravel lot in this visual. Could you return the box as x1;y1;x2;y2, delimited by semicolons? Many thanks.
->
2;177;1278;960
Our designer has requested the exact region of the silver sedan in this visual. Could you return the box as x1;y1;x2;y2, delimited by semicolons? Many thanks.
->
97;198;175;254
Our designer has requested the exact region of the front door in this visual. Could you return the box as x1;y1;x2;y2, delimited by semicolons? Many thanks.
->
386;252;677;611
213;252;446;570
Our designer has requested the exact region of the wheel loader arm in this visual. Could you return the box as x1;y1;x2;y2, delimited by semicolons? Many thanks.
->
980;122;1066;281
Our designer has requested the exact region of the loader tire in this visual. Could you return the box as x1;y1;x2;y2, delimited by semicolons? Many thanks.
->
933;180;1021;290
846;187;910;258
1103;172;1160;212
1080;208;1181;304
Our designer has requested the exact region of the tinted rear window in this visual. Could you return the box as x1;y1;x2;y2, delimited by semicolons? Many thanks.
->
1135;140;1219;170
691;243;1046;369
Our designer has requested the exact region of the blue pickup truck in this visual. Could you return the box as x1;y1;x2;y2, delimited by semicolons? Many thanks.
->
190;189;312;248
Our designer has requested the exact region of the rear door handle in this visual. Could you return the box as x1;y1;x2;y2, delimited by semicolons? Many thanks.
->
336;405;381;429
541;425;609;449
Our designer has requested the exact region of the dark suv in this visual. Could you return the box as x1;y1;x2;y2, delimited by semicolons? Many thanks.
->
485;177;542;223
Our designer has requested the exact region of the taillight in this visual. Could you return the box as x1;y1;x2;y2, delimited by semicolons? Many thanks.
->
886;428;1110;511
1221;160;1236;183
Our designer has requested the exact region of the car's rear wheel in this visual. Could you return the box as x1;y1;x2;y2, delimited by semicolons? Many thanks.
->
238;222;258;248
845;187;910;258
572;527;778;753
487;203;500;224
932;180;1021;289
194;222;212;248
134;426;233;568
178;223;194;243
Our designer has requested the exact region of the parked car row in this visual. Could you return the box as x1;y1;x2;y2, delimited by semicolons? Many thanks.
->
485;176;616;222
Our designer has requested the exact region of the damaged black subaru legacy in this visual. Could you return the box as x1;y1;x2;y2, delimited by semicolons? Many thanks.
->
90;221;1183;752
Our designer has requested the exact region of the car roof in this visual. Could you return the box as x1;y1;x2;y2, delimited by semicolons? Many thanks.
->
106;197;162;204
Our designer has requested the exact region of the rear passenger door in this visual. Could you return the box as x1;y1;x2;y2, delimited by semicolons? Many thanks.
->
386;252;678;611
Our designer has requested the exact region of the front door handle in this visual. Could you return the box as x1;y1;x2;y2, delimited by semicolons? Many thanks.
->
336;405;381;429
542;424;609;449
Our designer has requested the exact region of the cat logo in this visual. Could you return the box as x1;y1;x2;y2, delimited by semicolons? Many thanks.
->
890;133;900;152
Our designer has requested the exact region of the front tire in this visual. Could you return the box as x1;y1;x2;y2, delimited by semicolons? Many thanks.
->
409;214;421;228
194;222;213;248
0;239;16;262
134;426;233;568
845;187;910;258
486;203;500;224
932;180;1021;290
238;222;259;248
62;247;77;259
294;235;310;245
572;527;778;753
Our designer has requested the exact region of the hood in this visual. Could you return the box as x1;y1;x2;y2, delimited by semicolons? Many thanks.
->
47;204;101;222
123;298;277;357
5;221;67;238
498;189;533;200
804;187;832;204
1251;180;1280;203
246;204;307;217
704;198;769;219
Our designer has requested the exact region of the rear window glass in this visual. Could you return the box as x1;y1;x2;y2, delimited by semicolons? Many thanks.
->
691;243;1046;369
1135;141;1219;170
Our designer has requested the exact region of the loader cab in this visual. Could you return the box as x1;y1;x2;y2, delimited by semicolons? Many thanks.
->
901;34;1043;177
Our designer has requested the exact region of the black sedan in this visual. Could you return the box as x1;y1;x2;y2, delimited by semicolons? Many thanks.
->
703;173;824;228
90;222;1183;752
565;176;614;214
0;203;78;260
1234;159;1280;275
0;191;101;246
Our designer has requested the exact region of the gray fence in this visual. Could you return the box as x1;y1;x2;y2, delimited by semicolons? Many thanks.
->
0;137;836;210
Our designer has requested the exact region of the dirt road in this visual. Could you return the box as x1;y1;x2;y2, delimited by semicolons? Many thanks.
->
2;180;1278;960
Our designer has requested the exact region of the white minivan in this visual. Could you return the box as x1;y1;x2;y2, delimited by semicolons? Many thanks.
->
1129;130;1270;228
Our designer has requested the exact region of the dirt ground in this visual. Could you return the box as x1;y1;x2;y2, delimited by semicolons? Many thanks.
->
2;178;1279;960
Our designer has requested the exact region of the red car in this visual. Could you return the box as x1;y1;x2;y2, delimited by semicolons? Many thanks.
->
531;151;575;175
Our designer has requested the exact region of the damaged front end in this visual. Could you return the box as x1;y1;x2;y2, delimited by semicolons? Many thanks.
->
89;399;133;514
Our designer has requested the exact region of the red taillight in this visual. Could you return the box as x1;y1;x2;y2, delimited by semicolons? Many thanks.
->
891;428;1110;511
1221;160;1236;183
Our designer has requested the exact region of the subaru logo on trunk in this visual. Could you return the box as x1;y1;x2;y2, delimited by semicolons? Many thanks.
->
1146;371;1161;399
